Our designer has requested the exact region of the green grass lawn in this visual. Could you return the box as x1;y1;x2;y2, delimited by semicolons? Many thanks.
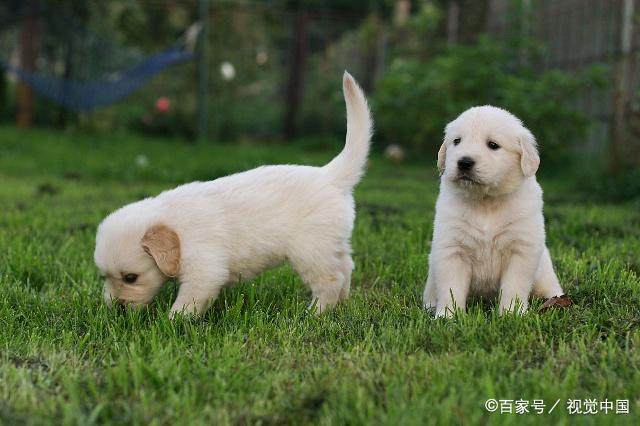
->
1;126;639;425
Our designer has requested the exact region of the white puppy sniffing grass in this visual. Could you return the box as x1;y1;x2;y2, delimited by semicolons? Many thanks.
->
94;72;372;317
423;106;565;318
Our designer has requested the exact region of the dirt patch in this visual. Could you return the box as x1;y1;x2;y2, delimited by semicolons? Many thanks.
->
36;183;59;196
9;356;50;372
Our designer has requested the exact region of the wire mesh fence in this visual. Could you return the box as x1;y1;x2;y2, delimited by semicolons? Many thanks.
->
487;0;639;161
1;0;638;165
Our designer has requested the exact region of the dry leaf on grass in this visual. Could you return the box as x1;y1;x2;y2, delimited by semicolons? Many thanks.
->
539;294;573;313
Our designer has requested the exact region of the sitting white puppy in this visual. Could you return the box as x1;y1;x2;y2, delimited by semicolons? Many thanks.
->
423;106;564;317
94;72;372;317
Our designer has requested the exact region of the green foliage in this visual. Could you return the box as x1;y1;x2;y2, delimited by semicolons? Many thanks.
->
407;1;442;36
1;127;639;423
374;36;608;163
579;165;640;203
299;31;366;142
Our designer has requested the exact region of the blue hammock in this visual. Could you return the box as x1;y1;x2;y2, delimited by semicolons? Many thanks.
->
0;42;194;111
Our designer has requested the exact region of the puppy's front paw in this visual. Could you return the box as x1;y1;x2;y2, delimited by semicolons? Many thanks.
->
309;302;328;316
498;300;528;316
434;307;456;318
423;299;437;312
308;298;340;315
168;308;185;320
169;303;199;319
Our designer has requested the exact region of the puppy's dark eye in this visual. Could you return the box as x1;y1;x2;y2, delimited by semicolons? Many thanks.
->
122;273;138;284
453;138;461;146
487;141;500;150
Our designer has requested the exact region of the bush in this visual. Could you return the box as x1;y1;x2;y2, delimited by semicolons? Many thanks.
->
579;165;640;202
373;36;607;164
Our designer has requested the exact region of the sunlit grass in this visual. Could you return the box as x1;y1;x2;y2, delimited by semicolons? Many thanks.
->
1;126;639;424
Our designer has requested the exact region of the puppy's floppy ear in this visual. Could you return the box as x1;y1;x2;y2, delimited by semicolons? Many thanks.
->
438;123;455;175
141;224;180;277
437;139;447;175
518;128;540;177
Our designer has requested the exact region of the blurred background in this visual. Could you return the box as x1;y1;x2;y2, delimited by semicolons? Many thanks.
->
0;0;638;194
3;3;640;422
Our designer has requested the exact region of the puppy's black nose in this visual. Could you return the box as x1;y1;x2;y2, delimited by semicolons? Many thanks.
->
457;157;475;171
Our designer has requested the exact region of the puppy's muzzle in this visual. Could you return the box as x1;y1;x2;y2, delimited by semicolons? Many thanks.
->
457;157;475;172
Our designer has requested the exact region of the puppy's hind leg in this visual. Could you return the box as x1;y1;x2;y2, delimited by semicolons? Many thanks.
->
290;248;345;315
339;250;354;301
532;247;564;299
422;268;437;312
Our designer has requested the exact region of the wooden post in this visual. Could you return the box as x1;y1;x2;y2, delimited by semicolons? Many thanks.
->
0;66;7;121
610;0;635;171
362;15;380;93
393;0;410;26
486;0;499;32
283;10;308;141
447;1;460;46
197;0;210;143
17;11;38;128
519;0;531;66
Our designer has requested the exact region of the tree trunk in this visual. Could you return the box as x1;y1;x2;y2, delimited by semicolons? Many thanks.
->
283;10;308;141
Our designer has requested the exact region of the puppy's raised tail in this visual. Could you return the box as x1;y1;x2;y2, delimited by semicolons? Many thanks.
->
324;72;373;189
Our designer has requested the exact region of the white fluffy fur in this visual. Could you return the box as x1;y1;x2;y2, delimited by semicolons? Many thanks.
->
94;72;372;317
423;106;564;317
